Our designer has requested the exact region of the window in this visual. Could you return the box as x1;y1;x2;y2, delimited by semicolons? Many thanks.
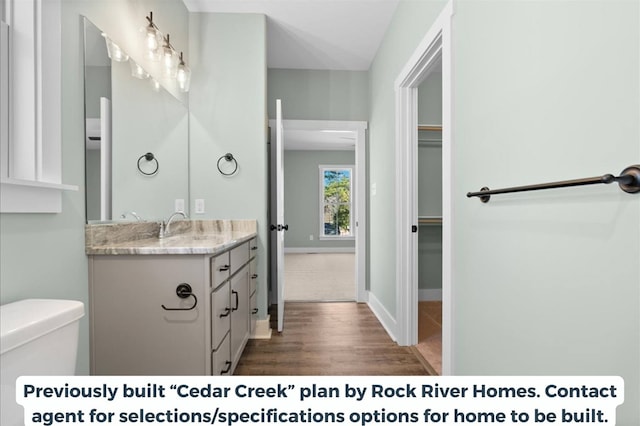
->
0;0;77;213
319;165;354;239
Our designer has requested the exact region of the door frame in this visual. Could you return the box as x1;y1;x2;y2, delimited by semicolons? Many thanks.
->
268;119;368;303
394;1;453;375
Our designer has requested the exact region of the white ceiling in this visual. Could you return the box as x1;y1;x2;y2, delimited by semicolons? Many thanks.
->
182;0;400;71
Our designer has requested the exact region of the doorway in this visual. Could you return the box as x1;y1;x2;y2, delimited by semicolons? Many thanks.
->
268;119;368;329
394;2;453;375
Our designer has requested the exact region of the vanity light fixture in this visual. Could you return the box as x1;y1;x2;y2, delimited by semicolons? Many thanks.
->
140;12;191;92
176;52;191;93
143;11;162;61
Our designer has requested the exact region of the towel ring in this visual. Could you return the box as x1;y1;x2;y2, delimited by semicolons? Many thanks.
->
137;152;159;176
217;153;238;176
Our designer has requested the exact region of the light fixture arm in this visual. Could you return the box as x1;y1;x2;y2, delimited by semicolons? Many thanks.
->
146;11;158;30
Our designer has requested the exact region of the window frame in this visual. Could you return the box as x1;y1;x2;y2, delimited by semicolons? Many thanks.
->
318;164;355;240
0;0;77;213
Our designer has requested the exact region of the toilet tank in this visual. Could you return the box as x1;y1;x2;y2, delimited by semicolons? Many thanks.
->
0;299;84;426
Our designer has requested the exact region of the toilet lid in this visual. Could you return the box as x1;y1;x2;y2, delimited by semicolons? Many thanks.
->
0;299;84;354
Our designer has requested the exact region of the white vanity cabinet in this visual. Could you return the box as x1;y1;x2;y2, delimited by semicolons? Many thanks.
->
88;238;255;376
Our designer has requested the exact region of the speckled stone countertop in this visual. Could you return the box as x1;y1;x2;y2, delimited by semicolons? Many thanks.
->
85;220;257;255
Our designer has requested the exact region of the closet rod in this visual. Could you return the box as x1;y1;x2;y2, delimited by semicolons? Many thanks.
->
418;125;442;131
467;164;640;203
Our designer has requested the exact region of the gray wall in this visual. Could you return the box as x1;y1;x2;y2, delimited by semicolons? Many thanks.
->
284;150;356;249
368;0;446;314
268;69;368;121
370;0;639;422
110;60;189;220
0;0;189;375
188;13;268;318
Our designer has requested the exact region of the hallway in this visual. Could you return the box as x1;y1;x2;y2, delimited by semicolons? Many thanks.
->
234;302;429;375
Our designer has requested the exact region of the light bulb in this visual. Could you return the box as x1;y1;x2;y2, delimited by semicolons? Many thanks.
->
176;57;190;92
162;34;177;78
144;27;162;61
146;28;159;50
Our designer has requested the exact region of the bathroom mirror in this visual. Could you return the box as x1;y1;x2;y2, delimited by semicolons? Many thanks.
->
83;17;189;223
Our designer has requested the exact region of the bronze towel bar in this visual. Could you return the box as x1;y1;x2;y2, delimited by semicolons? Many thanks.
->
467;164;640;203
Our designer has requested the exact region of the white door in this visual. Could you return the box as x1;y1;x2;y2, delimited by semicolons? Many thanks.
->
275;99;286;332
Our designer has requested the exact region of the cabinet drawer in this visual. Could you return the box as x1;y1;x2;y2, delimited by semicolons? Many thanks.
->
211;252;230;287
249;258;257;296
249;238;258;258
250;292;258;336
211;282;231;350
230;242;249;274
212;332;232;376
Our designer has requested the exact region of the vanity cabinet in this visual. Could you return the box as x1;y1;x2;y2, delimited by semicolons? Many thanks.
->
230;265;249;371
89;239;255;376
249;238;259;335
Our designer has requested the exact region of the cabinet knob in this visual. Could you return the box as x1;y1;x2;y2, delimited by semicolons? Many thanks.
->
251;246;258;251
219;265;230;272
252;308;259;315
219;307;231;318
251;274;258;279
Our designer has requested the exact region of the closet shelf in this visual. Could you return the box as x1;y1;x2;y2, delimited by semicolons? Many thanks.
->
418;125;442;145
418;216;442;225
418;125;443;131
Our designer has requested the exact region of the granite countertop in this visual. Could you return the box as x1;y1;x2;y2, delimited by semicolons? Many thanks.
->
85;220;257;255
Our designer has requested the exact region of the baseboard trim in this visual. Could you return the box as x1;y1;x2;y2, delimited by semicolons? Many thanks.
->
250;316;272;339
419;289;442;301
367;291;397;342
284;247;355;254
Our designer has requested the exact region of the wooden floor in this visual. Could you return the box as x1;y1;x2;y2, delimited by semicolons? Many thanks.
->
415;301;442;375
234;302;430;375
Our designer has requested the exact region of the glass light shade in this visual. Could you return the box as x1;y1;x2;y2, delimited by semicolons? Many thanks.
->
129;60;149;79
143;26;162;61
103;36;129;62
162;47;177;78
176;62;191;92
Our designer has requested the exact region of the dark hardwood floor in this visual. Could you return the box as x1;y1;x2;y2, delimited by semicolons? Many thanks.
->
234;302;430;376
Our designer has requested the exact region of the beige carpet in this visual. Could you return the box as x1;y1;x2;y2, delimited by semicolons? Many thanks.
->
284;253;356;301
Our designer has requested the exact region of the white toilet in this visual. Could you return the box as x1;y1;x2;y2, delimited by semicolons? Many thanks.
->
0;299;84;426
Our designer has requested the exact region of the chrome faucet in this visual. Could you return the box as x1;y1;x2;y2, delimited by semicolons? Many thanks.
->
120;211;143;221
159;211;188;239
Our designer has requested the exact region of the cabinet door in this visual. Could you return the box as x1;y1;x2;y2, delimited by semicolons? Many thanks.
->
249;258;257;296
230;264;249;372
250;292;258;336
90;256;207;375
212;332;232;375
211;281;231;351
